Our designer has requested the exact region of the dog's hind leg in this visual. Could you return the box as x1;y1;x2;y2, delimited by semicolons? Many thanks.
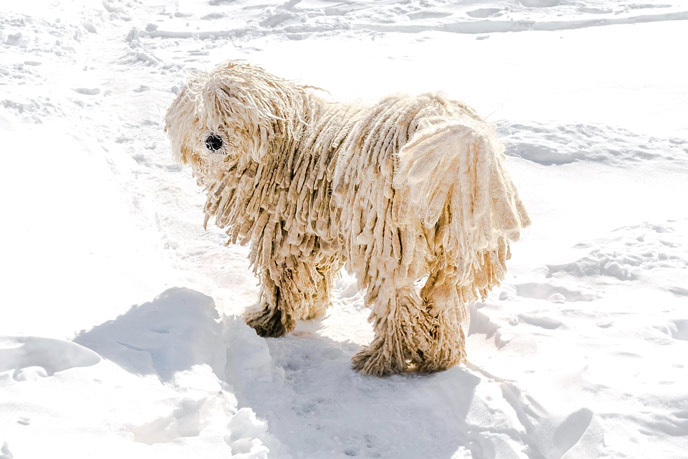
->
414;265;467;373
351;263;467;376
351;281;444;376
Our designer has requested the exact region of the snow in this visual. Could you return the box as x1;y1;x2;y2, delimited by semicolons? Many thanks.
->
1;0;687;458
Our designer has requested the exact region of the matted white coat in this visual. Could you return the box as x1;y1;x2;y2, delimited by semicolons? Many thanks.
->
165;62;529;376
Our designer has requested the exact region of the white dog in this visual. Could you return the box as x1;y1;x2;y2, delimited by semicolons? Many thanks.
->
165;62;529;376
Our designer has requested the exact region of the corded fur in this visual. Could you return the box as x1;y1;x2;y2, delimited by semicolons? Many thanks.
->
165;62;530;376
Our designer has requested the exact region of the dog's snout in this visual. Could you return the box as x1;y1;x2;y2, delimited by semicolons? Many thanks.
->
205;134;223;152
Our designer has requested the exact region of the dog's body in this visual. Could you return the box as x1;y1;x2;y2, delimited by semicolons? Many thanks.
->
166;62;529;376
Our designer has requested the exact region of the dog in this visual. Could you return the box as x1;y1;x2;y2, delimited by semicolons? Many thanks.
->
165;62;529;376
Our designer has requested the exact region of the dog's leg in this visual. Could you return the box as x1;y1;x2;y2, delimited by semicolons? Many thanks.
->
414;267;467;373
300;266;336;320
351;270;467;376
351;283;438;376
244;273;296;338
244;259;338;336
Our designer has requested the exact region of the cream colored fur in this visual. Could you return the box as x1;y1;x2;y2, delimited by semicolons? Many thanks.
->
165;62;530;376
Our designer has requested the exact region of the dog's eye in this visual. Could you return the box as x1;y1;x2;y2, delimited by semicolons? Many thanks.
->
205;134;223;151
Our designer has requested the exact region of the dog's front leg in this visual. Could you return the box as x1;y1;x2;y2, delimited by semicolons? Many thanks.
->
244;257;332;337
244;272;296;338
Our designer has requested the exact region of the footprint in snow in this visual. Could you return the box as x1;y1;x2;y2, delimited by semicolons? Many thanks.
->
553;408;594;454
667;320;688;341
466;8;503;19
73;87;100;95
514;282;596;302
517;313;563;330
0;442;13;459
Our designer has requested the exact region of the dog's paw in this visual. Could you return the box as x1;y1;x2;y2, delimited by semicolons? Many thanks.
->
244;305;294;338
412;330;465;374
413;351;460;373
352;339;463;376
351;344;410;377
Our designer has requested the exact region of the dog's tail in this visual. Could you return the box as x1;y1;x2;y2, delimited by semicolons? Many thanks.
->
393;121;530;303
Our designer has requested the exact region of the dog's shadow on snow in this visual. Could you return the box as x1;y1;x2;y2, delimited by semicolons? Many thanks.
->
226;319;483;458
74;287;227;381
76;287;483;458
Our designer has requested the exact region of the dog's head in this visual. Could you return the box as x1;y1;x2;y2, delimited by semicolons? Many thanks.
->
165;62;301;177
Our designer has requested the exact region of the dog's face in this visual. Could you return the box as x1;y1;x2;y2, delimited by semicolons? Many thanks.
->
165;62;281;179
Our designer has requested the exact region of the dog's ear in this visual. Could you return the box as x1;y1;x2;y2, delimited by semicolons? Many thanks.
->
165;83;198;164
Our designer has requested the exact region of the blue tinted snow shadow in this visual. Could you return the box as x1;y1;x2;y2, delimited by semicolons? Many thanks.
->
75;287;225;381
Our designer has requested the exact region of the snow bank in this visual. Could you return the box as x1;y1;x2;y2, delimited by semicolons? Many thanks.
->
1;289;275;459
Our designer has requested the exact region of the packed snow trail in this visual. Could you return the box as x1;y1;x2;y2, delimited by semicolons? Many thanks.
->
2;0;688;458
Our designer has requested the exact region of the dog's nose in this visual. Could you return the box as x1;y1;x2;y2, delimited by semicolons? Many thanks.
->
205;134;223;152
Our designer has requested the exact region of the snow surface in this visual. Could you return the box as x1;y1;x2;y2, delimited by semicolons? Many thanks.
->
1;0;687;458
